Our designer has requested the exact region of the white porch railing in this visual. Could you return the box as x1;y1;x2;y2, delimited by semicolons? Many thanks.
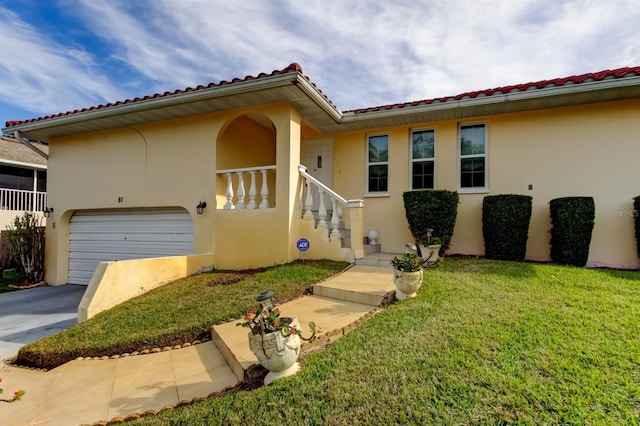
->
0;188;47;211
298;165;348;239
216;165;276;209
298;165;364;256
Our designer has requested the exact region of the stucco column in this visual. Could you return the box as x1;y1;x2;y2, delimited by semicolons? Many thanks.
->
273;106;302;262
348;200;365;259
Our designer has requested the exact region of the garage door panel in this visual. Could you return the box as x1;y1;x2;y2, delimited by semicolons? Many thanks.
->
68;209;194;285
69;233;193;243
69;241;193;253
69;221;193;232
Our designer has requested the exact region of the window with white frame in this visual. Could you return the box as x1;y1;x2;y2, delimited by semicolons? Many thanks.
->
459;123;487;189
411;129;435;189
367;134;388;193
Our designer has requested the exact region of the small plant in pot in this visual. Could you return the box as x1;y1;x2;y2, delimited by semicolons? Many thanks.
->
418;227;443;264
237;291;317;385
390;253;425;301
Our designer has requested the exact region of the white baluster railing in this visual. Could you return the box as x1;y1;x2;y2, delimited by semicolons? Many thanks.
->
0;188;47;212
298;165;365;258
217;165;276;210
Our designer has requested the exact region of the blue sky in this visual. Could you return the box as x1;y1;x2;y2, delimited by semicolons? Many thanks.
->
0;0;639;129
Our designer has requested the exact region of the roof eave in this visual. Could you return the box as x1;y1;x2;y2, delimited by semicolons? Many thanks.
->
2;72;343;141
335;76;640;132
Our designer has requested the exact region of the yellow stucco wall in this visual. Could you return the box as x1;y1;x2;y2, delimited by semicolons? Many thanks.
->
43;96;640;287
44;102;308;284
78;253;214;322
333;99;640;268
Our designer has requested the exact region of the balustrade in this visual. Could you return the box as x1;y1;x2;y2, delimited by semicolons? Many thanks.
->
0;188;47;212
217;165;276;210
298;165;359;242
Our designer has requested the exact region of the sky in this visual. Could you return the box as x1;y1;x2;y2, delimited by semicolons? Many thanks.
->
0;0;639;128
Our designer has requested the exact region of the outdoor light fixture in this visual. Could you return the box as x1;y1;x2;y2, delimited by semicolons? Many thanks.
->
44;207;54;218
196;201;207;214
425;227;433;238
256;291;275;312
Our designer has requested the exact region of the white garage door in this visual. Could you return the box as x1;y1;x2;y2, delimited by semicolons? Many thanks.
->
68;209;194;285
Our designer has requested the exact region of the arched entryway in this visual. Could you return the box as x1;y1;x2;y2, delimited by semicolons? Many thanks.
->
216;113;277;209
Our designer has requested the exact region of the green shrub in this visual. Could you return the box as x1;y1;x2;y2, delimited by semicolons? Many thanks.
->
482;194;532;261
549;197;595;266
7;212;45;283
634;196;640;258
402;190;459;254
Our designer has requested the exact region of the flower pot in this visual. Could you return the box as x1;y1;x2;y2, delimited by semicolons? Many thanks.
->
248;316;301;385
392;269;423;300
418;244;441;264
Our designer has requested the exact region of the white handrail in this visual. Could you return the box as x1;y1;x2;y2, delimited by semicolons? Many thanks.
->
217;165;277;174
298;165;347;206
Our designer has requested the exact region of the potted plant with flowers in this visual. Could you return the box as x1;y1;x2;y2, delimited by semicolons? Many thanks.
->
390;252;425;300
238;291;318;385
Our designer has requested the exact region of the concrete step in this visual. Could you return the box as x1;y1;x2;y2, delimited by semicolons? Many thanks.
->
355;252;402;267
211;295;387;380
211;265;396;380
312;265;395;306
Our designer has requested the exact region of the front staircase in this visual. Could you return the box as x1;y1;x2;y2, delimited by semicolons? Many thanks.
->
211;265;396;381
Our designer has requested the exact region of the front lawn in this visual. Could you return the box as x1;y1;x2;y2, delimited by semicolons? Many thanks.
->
129;258;640;425
16;259;349;369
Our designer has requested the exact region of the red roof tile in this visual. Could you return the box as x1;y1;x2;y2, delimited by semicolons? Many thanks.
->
4;62;315;128
345;66;640;114
4;64;640;128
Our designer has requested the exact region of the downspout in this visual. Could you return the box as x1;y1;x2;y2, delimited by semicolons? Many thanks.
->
14;130;49;160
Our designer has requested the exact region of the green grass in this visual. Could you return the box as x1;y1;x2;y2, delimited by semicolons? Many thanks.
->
16;260;349;369
126;258;640;425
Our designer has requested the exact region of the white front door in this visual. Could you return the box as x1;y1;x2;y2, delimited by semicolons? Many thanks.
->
301;138;333;211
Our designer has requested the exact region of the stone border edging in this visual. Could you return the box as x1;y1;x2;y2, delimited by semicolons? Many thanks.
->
85;289;395;425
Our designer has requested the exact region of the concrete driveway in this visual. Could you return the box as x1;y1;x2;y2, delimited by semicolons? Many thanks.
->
0;285;86;359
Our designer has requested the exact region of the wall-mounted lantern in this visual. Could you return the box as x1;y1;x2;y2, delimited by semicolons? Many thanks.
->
196;201;207;215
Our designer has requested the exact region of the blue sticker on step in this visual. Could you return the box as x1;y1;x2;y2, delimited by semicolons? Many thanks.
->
297;238;310;252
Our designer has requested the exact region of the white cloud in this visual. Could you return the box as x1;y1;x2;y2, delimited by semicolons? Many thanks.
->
0;7;125;116
2;0;640;119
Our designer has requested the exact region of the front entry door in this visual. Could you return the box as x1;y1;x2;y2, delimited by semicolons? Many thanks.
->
301;138;333;211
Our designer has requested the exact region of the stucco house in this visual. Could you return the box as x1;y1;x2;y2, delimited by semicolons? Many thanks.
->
3;63;640;289
0;135;47;230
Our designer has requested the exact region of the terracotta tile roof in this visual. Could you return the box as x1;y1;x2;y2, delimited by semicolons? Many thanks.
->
4;64;640;129
4;62;336;128
0;135;47;166
344;66;640;114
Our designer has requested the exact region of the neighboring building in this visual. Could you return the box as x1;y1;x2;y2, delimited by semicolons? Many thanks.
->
0;135;47;230
3;63;640;286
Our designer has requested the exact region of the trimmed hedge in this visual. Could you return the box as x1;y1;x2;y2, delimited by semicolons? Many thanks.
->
549;197;595;266
482;194;532;261
402;190;459;254
634;196;640;258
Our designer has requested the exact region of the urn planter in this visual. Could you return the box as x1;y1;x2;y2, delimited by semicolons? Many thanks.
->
418;244;441;264
248;317;301;385
392;269;423;300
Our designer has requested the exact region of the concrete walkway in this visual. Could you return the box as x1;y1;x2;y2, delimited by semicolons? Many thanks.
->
1;265;395;426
